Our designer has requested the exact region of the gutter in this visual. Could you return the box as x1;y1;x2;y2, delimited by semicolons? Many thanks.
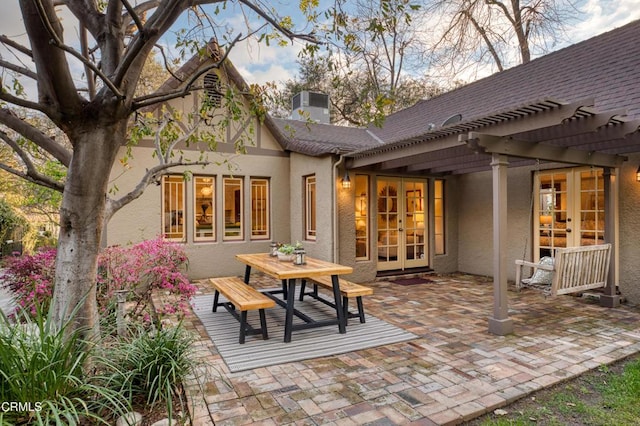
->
332;151;344;263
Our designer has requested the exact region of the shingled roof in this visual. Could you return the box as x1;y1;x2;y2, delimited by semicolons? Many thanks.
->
363;18;640;148
271;118;379;156
279;18;640;158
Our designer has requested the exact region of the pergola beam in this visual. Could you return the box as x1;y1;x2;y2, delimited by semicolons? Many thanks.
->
462;133;627;168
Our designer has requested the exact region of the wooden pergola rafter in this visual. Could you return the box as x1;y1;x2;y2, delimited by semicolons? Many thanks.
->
344;97;640;336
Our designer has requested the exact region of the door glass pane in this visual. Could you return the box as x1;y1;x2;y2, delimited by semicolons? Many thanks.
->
538;172;568;257
537;167;605;258
579;169;604;245
377;180;399;262
404;181;425;261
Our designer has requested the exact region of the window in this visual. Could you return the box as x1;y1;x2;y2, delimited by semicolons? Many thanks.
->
223;177;243;240
305;175;316;240
355;175;369;260
194;176;215;241
162;175;185;241
251;178;270;239
434;179;445;255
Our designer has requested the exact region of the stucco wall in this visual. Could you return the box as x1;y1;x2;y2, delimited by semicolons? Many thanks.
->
618;155;640;303
107;145;290;279
457;166;534;279
289;153;335;262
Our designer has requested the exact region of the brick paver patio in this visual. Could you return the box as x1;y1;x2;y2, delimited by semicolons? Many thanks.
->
180;273;640;425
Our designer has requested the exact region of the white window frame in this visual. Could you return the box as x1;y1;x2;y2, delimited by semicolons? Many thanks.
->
223;177;244;241
161;175;185;242
434;179;446;255
194;176;216;242
251;178;270;240
305;175;317;241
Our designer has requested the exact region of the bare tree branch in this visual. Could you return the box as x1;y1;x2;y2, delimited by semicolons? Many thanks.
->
131;35;242;109
0;108;71;166
0;34;33;57
106;159;209;219
0;59;38;80
0;131;65;192
0;90;55;117
237;0;317;43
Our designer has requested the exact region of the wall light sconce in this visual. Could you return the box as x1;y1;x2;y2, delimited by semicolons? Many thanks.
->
636;165;640;182
341;172;351;189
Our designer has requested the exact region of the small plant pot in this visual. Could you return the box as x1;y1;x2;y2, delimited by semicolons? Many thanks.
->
276;252;295;262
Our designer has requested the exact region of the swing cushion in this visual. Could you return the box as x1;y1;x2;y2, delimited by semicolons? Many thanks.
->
527;256;555;285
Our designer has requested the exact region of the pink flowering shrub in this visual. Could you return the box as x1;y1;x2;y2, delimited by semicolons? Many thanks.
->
1;247;56;317
97;237;197;325
2;237;196;325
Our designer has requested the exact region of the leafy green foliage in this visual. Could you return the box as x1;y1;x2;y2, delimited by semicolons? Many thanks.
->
0;198;26;246
0;310;128;425
98;325;198;421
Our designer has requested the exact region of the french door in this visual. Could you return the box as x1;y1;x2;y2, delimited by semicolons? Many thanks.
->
376;178;428;271
534;167;605;259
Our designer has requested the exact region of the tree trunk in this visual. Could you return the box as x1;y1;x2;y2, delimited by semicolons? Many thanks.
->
50;123;124;337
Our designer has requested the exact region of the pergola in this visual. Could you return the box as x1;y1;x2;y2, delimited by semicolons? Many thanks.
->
346;98;640;335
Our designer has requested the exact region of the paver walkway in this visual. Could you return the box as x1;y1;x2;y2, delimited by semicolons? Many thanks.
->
180;273;640;425
0;269;16;316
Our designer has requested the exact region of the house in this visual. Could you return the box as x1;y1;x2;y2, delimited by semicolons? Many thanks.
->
107;19;640;334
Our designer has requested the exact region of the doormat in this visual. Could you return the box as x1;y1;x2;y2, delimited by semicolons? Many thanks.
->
390;277;434;286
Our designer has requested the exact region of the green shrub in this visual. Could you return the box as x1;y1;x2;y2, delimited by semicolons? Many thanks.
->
99;325;197;421
0;309;128;425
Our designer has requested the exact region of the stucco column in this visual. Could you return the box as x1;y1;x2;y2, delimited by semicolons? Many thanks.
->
488;153;514;335
601;167;620;308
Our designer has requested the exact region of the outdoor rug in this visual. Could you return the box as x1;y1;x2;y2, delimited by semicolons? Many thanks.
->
191;290;417;372
390;277;434;286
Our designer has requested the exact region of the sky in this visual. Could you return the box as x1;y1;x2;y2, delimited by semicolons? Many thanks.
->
1;1;640;98
223;0;640;87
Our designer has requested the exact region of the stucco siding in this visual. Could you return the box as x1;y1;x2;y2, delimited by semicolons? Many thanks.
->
107;145;290;279
619;155;640;303
457;166;534;279
289;153;335;262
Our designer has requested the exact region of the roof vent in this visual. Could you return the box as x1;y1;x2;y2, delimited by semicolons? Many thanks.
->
203;72;222;108
442;114;462;126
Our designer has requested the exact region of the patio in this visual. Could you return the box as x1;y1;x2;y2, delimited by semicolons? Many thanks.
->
181;273;640;425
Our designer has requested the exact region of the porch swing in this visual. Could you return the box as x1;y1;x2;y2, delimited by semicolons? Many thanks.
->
514;165;612;297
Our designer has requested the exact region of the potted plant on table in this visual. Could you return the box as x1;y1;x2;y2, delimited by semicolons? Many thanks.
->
277;242;302;262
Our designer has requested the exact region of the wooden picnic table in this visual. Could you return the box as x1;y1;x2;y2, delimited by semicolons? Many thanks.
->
235;253;353;342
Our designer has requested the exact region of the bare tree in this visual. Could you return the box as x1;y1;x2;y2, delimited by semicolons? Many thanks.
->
267;0;439;126
428;0;579;76
0;0;323;337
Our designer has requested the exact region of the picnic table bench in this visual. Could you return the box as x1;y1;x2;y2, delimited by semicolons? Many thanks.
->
210;276;275;344
300;276;373;324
